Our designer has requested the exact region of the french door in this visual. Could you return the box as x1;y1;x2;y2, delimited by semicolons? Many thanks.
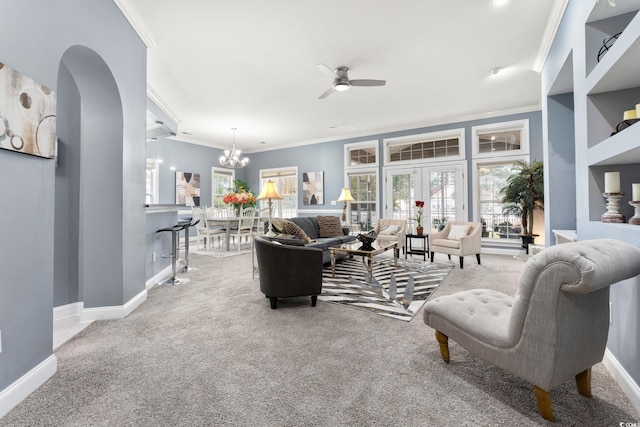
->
384;162;465;229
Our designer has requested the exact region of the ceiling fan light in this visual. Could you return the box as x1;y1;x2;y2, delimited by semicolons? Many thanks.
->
334;82;350;92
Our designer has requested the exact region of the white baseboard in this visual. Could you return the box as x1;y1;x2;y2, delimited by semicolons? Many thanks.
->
52;302;83;321
80;288;147;322
0;355;57;419
146;265;172;290
603;348;640;414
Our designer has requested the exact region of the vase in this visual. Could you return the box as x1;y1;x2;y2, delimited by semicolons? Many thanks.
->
416;226;424;236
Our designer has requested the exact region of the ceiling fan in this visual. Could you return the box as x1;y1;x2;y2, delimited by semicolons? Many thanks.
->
317;64;386;99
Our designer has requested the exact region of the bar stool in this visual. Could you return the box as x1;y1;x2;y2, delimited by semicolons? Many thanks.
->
156;224;189;285
178;218;200;272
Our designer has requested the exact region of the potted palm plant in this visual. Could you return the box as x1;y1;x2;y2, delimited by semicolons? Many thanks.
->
500;160;544;252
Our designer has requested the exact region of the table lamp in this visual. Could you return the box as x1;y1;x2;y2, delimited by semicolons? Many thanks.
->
257;180;283;237
337;187;355;222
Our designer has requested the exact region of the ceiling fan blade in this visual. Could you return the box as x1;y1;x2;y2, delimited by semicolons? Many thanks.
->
318;87;335;99
316;63;338;78
350;79;386;87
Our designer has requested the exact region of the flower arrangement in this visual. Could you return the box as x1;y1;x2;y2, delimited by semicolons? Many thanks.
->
415;200;425;226
223;180;256;210
222;190;256;210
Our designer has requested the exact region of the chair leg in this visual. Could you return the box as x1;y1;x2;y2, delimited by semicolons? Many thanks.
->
269;297;278;309
575;368;592;397
534;386;554;422
447;254;451;260
311;295;317;307
430;252;434;262
435;331;450;363
459;257;464;268
476;253;481;265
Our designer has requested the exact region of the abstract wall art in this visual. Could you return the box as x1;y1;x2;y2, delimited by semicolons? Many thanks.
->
302;171;324;205
176;171;201;206
0;62;56;159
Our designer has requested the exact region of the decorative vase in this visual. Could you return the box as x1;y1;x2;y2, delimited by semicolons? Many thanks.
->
416;226;424;236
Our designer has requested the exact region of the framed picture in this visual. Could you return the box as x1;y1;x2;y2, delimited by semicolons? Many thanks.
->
302;171;323;205
176;171;201;206
0;62;57;159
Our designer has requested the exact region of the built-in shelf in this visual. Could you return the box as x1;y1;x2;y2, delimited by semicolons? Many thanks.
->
588;120;640;165
586;10;640;88
581;220;640;241
581;1;640;244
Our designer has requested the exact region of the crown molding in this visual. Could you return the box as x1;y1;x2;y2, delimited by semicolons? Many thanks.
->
113;0;158;48
147;85;182;127
533;0;570;73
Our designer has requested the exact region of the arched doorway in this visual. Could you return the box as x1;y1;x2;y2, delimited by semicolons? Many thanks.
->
54;46;125;336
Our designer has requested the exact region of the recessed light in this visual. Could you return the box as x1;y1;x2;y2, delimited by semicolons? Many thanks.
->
489;67;503;76
490;0;507;6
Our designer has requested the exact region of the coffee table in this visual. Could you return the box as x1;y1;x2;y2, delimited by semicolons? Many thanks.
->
329;240;398;283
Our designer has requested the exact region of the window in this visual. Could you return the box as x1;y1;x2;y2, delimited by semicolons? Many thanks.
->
344;141;379;229
345;140;378;168
472;119;529;158
259;167;298;218
145;158;159;204
211;167;235;208
347;172;377;230
475;161;526;240
384;129;465;165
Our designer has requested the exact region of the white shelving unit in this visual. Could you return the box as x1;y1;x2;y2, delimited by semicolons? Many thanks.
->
581;1;640;240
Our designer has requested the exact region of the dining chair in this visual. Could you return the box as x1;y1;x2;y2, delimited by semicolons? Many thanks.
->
229;207;256;251
192;207;225;251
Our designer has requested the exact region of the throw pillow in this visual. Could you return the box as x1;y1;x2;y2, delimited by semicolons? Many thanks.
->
379;225;399;235
317;215;343;237
270;218;285;233
281;219;314;243
448;224;472;240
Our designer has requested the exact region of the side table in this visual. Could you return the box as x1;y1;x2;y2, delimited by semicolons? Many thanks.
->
405;233;429;261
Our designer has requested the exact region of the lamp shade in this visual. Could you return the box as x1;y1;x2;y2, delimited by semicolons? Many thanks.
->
257;180;283;200
337;188;355;202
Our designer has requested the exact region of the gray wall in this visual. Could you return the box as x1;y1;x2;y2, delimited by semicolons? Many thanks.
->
0;0;146;395
153;113;542;223
243;110;543;221
545;92;576;245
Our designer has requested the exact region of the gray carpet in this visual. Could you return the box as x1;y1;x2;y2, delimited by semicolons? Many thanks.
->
1;253;638;426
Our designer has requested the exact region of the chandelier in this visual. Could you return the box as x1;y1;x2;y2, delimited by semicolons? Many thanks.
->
219;127;249;168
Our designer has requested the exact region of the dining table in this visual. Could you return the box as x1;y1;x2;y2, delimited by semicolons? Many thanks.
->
206;216;241;251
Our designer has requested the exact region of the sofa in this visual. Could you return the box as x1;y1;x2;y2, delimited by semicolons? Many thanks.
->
269;216;356;264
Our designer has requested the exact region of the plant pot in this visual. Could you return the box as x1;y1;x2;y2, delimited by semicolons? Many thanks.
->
519;234;539;254
416;226;424;236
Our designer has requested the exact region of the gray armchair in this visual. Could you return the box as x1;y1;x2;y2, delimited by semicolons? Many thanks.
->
254;235;323;309
423;239;640;421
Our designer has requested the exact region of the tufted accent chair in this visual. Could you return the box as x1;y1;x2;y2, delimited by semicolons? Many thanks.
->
423;239;640;422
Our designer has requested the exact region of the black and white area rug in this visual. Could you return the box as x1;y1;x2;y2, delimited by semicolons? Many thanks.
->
320;257;454;321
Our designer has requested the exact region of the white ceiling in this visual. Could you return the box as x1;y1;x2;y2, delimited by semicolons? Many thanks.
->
118;0;561;153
